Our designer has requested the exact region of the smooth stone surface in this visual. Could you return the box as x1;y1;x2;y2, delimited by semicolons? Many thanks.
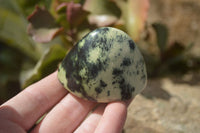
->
58;27;147;103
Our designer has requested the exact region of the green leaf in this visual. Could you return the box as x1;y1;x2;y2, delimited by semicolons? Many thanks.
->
0;44;25;103
17;0;53;16
27;6;64;43
0;8;40;61
21;44;67;88
152;23;169;53
0;0;23;14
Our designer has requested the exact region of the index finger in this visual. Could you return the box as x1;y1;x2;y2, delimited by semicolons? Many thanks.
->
0;71;67;131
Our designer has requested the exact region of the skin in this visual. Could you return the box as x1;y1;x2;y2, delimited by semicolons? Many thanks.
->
0;71;131;133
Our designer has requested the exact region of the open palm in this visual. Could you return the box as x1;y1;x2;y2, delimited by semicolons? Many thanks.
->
0;72;129;133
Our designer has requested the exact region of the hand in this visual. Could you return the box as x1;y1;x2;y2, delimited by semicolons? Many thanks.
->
0;71;130;133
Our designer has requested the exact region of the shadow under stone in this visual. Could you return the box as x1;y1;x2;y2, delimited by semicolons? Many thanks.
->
141;80;171;100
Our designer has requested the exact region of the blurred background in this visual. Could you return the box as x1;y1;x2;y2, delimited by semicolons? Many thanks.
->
0;0;200;132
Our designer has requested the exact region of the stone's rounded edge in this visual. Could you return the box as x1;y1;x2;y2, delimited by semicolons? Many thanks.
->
107;27;147;101
57;63;68;89
141;53;148;92
133;48;148;97
58;27;148;103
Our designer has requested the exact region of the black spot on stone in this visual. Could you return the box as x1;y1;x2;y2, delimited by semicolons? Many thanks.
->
100;80;107;87
95;27;109;35
85;96;97;102
141;74;146;82
95;87;102;94
112;68;123;76
100;37;107;46
137;70;139;75
99;38;112;53
107;90;110;96
100;27;109;34
116;34;124;43
112;81;116;84
67;78;81;92
121;58;131;66
90;65;99;78
61;49;97;102
82;37;92;50
128;40;135;50
119;78;125;84
87;58;109;80
61;50;82;87
120;84;135;100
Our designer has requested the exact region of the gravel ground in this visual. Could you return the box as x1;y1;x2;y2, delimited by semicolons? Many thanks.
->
124;0;200;132
124;71;200;133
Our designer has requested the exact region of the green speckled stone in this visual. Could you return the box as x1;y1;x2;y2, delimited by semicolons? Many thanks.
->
58;27;147;103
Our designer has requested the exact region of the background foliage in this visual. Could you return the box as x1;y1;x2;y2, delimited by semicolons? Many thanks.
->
0;0;199;104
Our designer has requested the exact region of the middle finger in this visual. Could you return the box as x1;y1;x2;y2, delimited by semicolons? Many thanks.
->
31;93;96;133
